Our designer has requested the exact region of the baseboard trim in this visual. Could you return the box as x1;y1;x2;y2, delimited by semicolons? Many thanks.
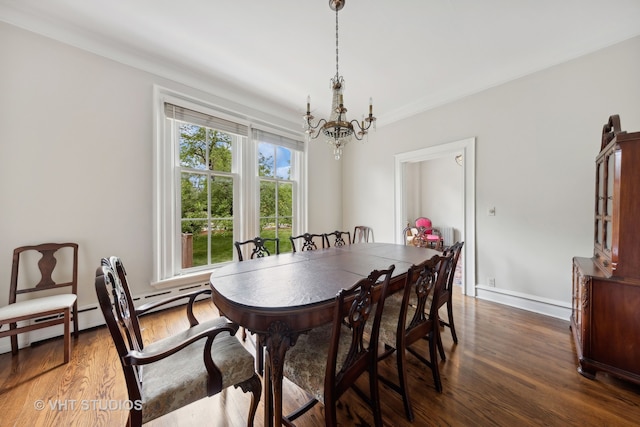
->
0;282;211;355
2;282;572;355
475;285;571;321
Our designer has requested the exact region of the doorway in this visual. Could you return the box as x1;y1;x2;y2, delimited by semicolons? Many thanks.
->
394;138;476;296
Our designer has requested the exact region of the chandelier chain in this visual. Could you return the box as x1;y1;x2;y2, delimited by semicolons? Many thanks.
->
335;7;339;80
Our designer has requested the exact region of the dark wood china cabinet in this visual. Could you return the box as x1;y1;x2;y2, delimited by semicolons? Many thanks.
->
571;115;640;385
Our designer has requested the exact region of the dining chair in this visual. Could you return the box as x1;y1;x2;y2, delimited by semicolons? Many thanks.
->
234;236;279;368
414;217;443;250
234;236;279;261
376;253;454;421
352;226;374;243
282;264;396;427
95;256;261;427
437;241;465;348
324;230;351;248
290;232;326;252
402;223;418;245
0;242;79;364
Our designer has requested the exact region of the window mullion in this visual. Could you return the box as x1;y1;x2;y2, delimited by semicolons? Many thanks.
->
206;128;212;265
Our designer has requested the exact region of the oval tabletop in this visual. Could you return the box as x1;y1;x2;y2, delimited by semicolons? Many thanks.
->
209;242;440;333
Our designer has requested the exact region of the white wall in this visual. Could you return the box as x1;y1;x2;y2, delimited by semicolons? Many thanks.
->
2;16;640;337
404;156;464;243
0;22;342;315
343;35;640;313
307;141;343;233
421;156;464;243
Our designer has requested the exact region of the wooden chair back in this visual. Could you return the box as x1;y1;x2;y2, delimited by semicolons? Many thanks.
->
95;258;145;402
437;241;464;344
10;242;78;304
415;217;433;234
440;241;464;304
234;236;280;261
352;226;374;243
401;254;451;348
324;230;351;248
290;233;326;252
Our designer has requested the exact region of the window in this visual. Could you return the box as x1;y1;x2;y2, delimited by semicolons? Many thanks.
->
154;90;305;286
258;139;294;253
179;123;237;267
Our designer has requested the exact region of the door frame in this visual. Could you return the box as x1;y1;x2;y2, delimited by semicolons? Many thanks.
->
394;137;476;296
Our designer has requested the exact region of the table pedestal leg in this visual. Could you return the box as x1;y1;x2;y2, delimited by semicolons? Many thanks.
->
263;321;294;427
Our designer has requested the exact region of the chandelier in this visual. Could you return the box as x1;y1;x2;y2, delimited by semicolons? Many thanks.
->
303;0;376;160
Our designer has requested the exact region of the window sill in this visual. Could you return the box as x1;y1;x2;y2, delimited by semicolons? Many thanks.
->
151;269;216;290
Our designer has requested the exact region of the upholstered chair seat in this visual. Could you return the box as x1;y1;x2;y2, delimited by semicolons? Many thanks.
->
375;293;408;347
283;323;351;403
0;294;76;319
140;317;257;424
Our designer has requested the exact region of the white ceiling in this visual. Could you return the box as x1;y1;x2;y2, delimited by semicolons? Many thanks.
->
2;0;640;128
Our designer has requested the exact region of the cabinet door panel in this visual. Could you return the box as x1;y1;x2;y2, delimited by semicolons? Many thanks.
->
591;280;640;375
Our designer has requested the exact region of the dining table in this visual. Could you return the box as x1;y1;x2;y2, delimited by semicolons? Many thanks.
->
209;242;440;427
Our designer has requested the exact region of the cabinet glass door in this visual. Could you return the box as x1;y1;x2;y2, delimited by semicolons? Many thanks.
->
605;153;615;250
595;159;604;246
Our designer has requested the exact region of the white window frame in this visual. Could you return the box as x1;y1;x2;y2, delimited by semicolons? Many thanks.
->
152;86;306;288
255;130;305;255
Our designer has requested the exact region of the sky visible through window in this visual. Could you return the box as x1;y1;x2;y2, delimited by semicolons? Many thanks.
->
258;142;291;179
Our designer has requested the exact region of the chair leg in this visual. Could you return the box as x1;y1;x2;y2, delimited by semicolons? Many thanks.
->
325;396;338;427
72;301;79;338
64;308;71;363
447;300;458;343
10;323;18;355
436;329;446;362
396;344;414;421
235;373;262;427
429;332;443;393
370;366;383;427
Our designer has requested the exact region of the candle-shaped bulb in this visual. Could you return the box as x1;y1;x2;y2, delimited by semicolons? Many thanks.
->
369;97;373;115
306;95;310;113
339;94;344;106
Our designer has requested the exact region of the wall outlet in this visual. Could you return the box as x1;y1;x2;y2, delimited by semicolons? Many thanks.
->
487;277;496;287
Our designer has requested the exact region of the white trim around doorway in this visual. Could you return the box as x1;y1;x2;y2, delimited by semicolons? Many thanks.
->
394;137;476;296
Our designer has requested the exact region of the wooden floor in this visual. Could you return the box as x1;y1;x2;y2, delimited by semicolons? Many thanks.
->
1;287;639;427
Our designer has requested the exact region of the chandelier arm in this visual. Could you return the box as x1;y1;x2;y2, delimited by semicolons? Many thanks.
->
306;118;328;140
352;119;374;131
350;119;368;140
